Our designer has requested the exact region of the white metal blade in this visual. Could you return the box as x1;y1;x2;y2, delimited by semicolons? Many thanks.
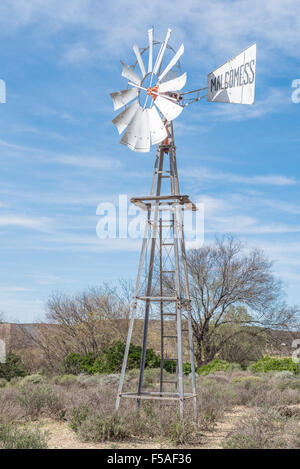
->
120;107;150;152
112;100;139;134
148;28;153;73
159;72;187;93
147;106;167;145
153;28;171;75
158;44;184;82
110;88;138;111
121;61;140;85
154;96;183;121
133;43;146;78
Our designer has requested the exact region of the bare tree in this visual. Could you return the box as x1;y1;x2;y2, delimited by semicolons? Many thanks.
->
20;282;134;371
187;236;300;367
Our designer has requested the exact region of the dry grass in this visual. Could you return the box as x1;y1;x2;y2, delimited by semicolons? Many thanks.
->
0;369;299;448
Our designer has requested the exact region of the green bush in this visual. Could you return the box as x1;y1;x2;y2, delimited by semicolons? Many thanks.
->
20;374;45;386
197;359;241;376
249;356;299;375
0;422;48;449
52;374;77;387
0;354;26;381
64;342;161;375
232;375;263;384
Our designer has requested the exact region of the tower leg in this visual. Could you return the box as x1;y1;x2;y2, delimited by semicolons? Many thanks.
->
137;150;164;405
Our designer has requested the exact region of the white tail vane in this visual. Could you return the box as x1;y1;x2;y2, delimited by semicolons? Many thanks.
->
110;29;185;152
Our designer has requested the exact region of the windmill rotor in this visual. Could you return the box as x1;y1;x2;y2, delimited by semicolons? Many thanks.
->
110;28;186;153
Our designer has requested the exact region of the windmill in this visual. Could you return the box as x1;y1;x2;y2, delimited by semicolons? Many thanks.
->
110;28;256;419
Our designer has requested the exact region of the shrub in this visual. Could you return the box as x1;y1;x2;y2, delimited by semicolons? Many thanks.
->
223;408;291;449
249;356;299;374
0;422;48;449
232;375;263;384
64;342;161;375
17;384;65;419
0;379;7;388
77;413;129;442
197;359;241;376
52;374;77;387
70;405;89;432
20;374;45;386
0;354;26;381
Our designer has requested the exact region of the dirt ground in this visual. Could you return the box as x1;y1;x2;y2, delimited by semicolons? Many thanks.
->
37;405;250;449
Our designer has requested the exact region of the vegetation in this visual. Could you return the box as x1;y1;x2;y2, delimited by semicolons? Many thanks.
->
249;356;299;374
0;422;48;449
0;364;299;448
0;354;26;381
186;236;299;367
63;341;191;375
197;358;241;375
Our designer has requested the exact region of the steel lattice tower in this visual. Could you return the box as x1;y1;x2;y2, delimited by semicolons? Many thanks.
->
116;121;197;419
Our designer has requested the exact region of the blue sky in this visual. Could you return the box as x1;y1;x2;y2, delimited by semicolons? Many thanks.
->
0;0;299;322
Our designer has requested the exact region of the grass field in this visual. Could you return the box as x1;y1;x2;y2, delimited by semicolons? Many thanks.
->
0;369;300;449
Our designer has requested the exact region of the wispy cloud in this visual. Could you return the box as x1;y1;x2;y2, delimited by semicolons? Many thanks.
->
55;154;121;170
0;138;122;170
0;215;51;230
182;167;297;186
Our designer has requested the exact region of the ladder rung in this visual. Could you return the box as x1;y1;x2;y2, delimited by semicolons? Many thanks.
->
161;380;177;384
163;335;177;338
162;242;174;246
162;270;175;273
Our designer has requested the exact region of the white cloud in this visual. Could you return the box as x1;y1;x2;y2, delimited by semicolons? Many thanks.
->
0;0;300;64
0;215;51;230
0;138;122;171
56;154;121;170
0;286;34;292
182;167;297;186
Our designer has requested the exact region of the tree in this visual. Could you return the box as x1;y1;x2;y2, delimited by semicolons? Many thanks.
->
187;236;299;367
22;282;134;371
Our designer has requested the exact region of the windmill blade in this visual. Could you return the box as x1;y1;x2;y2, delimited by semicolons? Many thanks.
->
158;44;184;82
159;72;187;93
112;100;139;134
121;61;140;85
154;95;183;121
120;107;150;152
153;28;171;75
148;28;153;73
110;88;138;111
133;43;146;78
147;106;167;145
